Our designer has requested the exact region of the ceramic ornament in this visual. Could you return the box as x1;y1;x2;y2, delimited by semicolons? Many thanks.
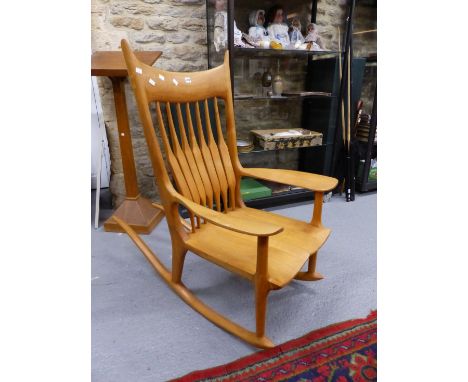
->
267;23;290;48
289;17;305;45
305;23;325;51
248;10;270;48
266;5;290;48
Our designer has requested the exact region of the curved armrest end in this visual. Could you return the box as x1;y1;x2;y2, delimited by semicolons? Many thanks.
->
173;193;283;237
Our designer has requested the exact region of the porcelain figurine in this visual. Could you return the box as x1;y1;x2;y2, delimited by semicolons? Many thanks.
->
304;23;325;51
289;17;305;46
248;10;270;48
266;5;290;48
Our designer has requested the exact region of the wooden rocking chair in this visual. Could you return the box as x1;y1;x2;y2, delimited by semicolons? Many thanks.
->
114;39;338;348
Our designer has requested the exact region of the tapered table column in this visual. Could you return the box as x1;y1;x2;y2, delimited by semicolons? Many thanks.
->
91;51;164;234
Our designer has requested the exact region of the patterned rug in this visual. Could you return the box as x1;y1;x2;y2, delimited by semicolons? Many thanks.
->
172;311;376;382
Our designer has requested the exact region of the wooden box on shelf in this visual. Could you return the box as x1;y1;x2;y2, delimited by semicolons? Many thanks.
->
251;128;323;151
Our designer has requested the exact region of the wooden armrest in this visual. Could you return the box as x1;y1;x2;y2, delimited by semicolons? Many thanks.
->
173;193;283;237
241;168;338;192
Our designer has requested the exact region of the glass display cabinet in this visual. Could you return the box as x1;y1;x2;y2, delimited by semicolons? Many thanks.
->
206;0;366;207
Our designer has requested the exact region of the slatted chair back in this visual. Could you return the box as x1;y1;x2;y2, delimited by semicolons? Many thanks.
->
121;40;241;234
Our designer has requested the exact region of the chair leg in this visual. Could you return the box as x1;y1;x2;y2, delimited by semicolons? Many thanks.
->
255;278;270;338
294;251;324;281
171;243;187;283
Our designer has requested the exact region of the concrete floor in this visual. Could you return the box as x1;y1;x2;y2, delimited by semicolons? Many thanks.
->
92;192;376;381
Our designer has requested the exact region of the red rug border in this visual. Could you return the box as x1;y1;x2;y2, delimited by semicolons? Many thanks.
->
173;310;376;381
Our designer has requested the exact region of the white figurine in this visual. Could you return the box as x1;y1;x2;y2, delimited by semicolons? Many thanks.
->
248;10;270;48
266;5;290;48
289;17;305;46
305;23;325;51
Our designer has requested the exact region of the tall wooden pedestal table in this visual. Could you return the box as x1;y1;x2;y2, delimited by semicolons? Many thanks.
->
91;51;164;234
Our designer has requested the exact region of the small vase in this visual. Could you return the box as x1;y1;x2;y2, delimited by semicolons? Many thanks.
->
261;68;272;97
272;74;283;96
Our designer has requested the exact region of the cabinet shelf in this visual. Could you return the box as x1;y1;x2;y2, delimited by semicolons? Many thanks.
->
233;47;342;59
234;93;334;100
239;143;327;155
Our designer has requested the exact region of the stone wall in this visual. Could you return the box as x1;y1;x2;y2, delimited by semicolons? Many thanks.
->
92;0;208;206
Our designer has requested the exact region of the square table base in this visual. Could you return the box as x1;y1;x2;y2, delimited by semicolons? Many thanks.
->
104;196;164;235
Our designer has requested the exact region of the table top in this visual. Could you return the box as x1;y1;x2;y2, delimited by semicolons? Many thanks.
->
91;51;162;77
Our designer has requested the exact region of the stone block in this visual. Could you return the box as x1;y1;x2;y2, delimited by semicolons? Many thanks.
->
92;30;129;50
110;2;155;15
191;31;207;45
172;44;204;60
166;32;190;44
181;18;206;31
147;16;179;31
110;16;144;30
131;31;166;43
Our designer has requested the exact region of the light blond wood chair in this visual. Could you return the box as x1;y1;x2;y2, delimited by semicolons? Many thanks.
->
114;39;338;348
